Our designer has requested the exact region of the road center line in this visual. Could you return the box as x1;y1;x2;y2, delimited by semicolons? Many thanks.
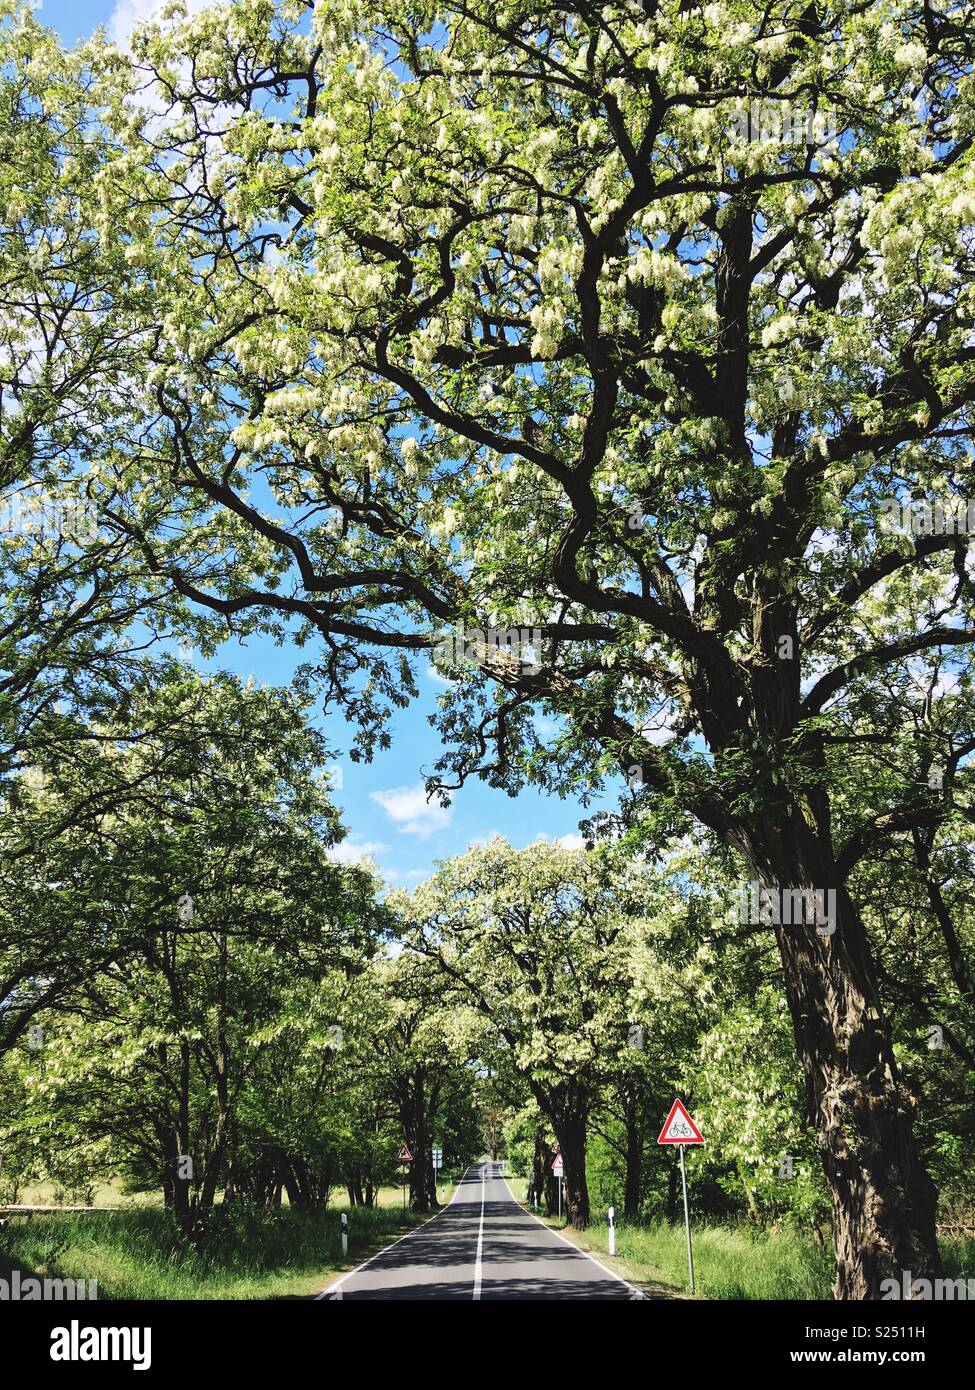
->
315;1165;472;1300
472;1163;486;1300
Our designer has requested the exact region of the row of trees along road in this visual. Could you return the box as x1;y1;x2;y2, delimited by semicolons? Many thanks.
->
1;0;975;1295
6;821;971;1256
396;836;974;1240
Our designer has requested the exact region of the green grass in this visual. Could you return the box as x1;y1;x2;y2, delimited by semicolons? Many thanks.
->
524;1196;975;1300
604;1219;832;1299
943;1236;975;1281
6;1176;968;1301
607;1223;975;1301
0;1187;455;1300
4;1178;158;1209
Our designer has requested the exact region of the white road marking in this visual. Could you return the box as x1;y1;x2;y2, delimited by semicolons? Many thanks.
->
317;1163;645;1302
472;1163;486;1300
499;1170;646;1300
314;1166;473;1301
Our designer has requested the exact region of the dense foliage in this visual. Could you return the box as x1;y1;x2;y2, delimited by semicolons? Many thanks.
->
1;0;973;1300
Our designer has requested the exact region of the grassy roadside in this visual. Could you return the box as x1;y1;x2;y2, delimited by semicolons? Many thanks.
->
501;1177;689;1300
3;1179;157;1209
505;1178;975;1300
550;1215;830;1300
0;1184;457;1300
504;1175;828;1299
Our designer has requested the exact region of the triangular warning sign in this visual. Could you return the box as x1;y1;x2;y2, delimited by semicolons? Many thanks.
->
657;1099;704;1145
396;1144;414;1163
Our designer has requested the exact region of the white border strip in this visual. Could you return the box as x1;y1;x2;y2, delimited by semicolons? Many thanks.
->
499;1171;646;1300
472;1166;486;1300
314;1165;474;1301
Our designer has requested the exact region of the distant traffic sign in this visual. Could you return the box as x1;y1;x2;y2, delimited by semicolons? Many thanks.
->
552;1153;564;1176
657;1099;705;1146
396;1144;414;1163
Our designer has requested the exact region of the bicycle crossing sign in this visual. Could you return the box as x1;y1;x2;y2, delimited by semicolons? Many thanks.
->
657;1099;705;1146
552;1153;564;1176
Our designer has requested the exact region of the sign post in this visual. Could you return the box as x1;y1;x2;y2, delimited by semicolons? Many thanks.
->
657;1099;705;1295
607;1205;616;1257
678;1147;693;1293
552;1152;564;1220
396;1143;414;1212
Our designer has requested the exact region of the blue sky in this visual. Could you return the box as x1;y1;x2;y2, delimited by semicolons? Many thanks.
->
35;0;622;888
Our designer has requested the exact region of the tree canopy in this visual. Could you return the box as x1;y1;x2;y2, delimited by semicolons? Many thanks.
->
1;0;974;1300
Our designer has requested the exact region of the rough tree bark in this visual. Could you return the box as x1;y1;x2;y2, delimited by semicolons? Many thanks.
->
746;810;942;1298
551;1111;589;1229
531;1129;550;1211
623;1085;642;1222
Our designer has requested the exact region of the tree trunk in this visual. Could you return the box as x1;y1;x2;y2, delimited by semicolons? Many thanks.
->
623;1086;642;1221
552;1112;589;1229
746;813;942;1298
405;1069;431;1213
223;1119;240;1204
544;1160;557;1217
200;1118;227;1211
173;1039;193;1233
160;1125;177;1210
282;1161;304;1208
200;931;231;1211
531;1130;548;1209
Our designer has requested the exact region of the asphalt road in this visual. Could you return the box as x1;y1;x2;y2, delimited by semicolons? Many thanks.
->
318;1161;642;1300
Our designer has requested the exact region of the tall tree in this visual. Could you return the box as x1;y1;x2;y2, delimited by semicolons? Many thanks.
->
31;0;975;1292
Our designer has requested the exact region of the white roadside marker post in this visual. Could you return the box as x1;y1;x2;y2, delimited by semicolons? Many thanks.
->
607;1205;616;1257
341;1212;348;1258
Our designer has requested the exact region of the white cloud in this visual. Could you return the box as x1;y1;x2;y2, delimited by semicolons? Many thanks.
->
466;831;504;850
326;838;388;867
424;663;457;687
109;0;222;48
555;833;585;850
371;783;452;839
533;715;560;738
534;832;586;851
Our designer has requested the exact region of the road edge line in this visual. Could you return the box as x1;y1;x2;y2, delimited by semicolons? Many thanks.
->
499;1171;646;1300
472;1165;486;1300
314;1165;474;1301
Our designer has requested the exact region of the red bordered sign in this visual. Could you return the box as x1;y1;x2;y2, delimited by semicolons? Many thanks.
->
657;1099;705;1145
